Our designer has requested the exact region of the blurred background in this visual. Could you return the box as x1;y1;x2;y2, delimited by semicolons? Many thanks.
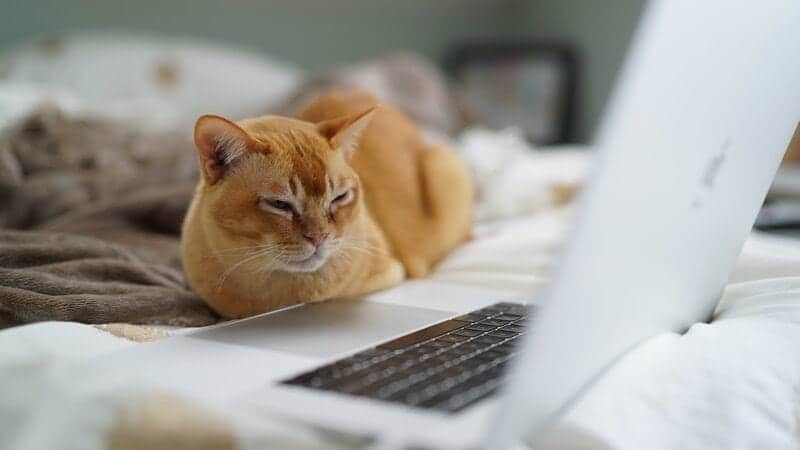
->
0;0;646;144
3;0;800;233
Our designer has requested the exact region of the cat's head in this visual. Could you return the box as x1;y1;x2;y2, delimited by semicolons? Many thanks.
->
192;107;376;273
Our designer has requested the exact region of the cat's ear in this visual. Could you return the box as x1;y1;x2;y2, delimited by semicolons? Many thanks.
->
194;115;255;185
316;106;377;160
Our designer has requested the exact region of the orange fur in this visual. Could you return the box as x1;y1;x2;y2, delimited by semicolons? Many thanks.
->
181;91;473;318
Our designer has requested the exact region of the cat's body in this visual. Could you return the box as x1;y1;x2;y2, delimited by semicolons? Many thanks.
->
182;91;472;318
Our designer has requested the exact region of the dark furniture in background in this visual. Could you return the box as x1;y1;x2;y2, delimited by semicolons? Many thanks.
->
446;42;577;145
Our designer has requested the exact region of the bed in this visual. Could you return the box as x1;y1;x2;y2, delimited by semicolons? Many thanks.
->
1;34;799;450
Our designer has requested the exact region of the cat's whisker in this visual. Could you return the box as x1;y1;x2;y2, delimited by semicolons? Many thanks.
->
215;245;279;255
215;247;278;292
204;243;281;260
214;243;276;252
349;243;385;254
341;237;384;250
338;247;383;259
335;238;387;257
333;249;356;267
247;248;292;275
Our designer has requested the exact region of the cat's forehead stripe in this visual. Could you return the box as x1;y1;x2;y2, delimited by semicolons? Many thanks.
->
254;128;331;198
290;176;305;200
290;148;329;197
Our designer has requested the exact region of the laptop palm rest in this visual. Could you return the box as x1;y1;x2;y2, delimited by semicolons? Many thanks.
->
189;300;452;358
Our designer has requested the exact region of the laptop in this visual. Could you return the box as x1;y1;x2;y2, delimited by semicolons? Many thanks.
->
116;1;800;448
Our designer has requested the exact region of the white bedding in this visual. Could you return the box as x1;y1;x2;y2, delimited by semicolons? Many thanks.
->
3;220;800;450
2;36;800;450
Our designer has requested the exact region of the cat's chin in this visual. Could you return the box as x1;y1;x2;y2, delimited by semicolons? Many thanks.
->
279;252;329;273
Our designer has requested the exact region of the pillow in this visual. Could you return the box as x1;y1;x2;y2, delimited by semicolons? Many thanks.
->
0;32;301;127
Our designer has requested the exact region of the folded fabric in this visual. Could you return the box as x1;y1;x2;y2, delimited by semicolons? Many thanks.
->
0;106;196;229
0;229;216;327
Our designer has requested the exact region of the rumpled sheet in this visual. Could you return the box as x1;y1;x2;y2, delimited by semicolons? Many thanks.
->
532;233;800;450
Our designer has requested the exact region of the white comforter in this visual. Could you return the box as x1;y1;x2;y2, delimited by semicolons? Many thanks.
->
2;36;800;450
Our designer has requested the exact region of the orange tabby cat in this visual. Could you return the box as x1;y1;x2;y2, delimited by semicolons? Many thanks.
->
181;91;472;318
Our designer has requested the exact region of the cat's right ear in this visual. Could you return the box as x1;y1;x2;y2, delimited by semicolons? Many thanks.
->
194;115;254;185
316;106;377;161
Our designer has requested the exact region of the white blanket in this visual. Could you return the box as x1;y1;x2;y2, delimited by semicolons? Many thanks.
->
3;222;800;450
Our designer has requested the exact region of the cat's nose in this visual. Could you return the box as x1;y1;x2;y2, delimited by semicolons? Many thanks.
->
303;231;329;248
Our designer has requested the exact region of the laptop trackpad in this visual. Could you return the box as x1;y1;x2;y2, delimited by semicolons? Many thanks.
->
189;300;453;358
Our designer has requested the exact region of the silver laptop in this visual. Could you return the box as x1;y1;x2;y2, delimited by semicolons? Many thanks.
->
124;1;800;448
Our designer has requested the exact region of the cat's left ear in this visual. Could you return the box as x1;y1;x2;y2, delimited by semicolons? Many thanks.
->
194;115;256;185
317;106;378;161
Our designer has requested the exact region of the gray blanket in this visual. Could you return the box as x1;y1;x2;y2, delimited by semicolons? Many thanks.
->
0;229;214;327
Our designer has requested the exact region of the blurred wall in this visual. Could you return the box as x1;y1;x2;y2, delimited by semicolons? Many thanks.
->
516;0;645;141
1;0;644;143
0;0;522;70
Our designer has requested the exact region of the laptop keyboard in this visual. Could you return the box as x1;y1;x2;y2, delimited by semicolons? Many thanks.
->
281;302;531;413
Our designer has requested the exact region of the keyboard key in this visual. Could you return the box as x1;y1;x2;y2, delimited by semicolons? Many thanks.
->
378;319;465;350
489;330;517;339
405;347;432;357
459;342;483;353
494;314;522;321
501;324;526;333
453;313;483;323
478;319;508;327
474;335;504;346
448;345;475;357
464;324;496;332
452;329;482;337
352;348;390;360
439;334;469;344
474;349;505;361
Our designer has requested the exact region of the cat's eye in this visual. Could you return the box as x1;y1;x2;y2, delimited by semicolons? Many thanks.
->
260;198;296;216
332;190;352;205
269;200;292;210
